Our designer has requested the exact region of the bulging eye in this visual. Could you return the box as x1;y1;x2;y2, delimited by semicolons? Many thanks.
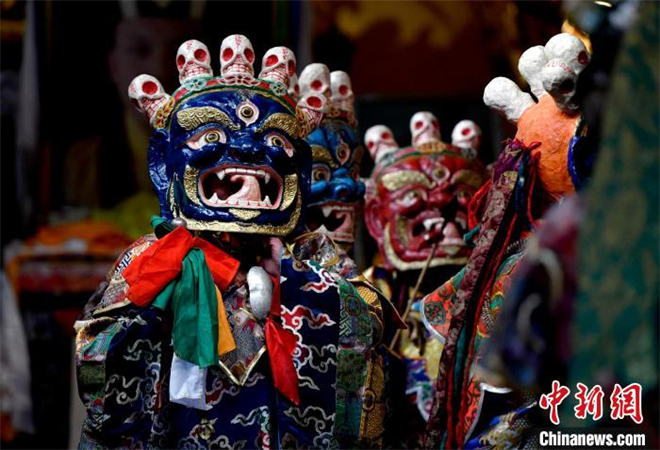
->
432;166;450;182
186;128;226;150
312;164;331;182
265;132;294;157
336;143;350;164
405;191;419;201
398;189;425;207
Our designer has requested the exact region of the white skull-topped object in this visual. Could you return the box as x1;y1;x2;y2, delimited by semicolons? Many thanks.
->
410;111;441;146
451;120;482;157
297;93;327;136
484;33;590;119
330;70;354;115
259;46;296;87
542;33;590;113
482;32;591;200
365;125;399;163
483;77;536;124
220;34;255;77
128;74;171;124
129;36;327;138
176;40;213;84
299;63;331;101
127;35;331;237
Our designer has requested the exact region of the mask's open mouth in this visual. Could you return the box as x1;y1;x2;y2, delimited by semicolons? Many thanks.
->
397;212;467;253
199;165;282;209
306;202;356;242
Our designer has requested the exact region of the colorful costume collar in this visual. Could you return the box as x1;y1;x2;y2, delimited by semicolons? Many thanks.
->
122;216;301;404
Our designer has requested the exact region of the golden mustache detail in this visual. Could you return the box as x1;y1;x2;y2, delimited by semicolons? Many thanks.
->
280;174;298;210
381;171;435;192
174;192;303;236
229;209;261;220
395;215;410;244
176;107;240;131
184;167;203;206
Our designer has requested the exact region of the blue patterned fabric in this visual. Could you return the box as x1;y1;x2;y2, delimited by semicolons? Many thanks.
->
76;233;389;449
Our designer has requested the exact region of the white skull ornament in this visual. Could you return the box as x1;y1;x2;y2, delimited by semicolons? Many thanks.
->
451;120;482;151
176;39;212;84
128;74;171;124
296;93;327;137
542;33;590;114
330;70;354;115
299;63;331;101
259;46;296;87
410;111;441;146
220;34;255;77
484;33;590;123
365;125;399;163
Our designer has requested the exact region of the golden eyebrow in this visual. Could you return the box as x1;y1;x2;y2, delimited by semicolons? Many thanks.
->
312;145;338;169
176;107;240;131
254;113;301;139
381;170;434;191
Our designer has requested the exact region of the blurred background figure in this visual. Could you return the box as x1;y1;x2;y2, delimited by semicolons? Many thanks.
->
62;14;196;219
484;1;658;447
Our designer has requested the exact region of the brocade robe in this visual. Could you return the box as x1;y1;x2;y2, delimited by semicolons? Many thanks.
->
75;232;395;449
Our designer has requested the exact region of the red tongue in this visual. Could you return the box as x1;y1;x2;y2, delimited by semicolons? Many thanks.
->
225;174;261;202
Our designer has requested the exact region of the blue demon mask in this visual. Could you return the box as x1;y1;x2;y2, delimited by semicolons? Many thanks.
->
128;37;326;235
298;68;365;245
306;119;365;244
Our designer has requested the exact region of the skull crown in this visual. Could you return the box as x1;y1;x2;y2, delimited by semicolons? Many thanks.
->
410;111;441;146
364;125;399;163
127;35;327;134
299;64;357;124
451;119;482;157
366;113;482;166
176;39;213;84
259;46;297;87
299;63;331;104
329;70;355;119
